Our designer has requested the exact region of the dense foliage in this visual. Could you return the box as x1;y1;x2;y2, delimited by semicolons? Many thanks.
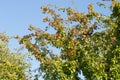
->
0;33;29;80
19;0;120;80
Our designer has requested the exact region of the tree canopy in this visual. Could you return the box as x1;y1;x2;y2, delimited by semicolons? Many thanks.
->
0;33;29;80
15;0;120;80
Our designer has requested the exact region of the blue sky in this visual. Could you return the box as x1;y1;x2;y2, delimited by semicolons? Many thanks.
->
0;0;112;34
0;0;114;79
0;0;113;36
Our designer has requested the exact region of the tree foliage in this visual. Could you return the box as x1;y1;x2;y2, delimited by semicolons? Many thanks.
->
19;0;120;80
0;33;29;80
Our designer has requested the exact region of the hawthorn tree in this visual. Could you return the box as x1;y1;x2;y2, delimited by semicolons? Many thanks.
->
19;0;120;80
0;33;29;80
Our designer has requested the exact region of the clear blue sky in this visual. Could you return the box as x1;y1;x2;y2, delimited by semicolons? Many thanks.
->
0;0;114;80
0;0;98;36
